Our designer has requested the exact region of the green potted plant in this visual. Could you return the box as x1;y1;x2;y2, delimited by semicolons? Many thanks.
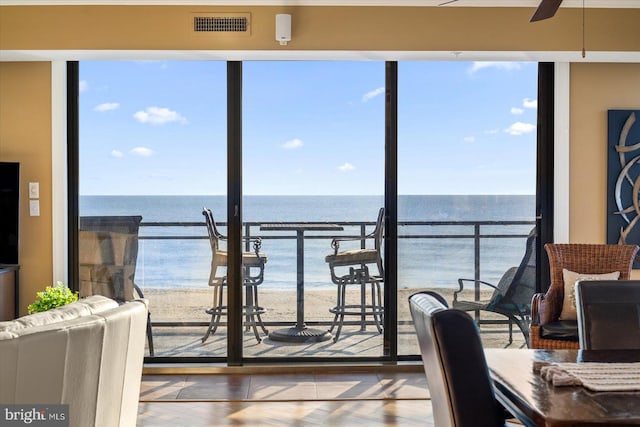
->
27;281;79;314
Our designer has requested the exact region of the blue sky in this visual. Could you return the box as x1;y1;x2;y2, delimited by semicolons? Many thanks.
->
79;60;537;196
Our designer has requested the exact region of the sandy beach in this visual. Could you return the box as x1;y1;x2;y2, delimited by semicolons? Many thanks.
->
143;286;485;324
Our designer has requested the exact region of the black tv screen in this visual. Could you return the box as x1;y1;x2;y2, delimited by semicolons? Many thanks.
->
0;162;19;264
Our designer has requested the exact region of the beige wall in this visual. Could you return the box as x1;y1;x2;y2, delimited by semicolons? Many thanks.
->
1;6;639;52
570;63;640;244
0;6;639;313
0;62;53;315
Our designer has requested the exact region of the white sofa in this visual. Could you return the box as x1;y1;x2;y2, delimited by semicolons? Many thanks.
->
0;295;148;427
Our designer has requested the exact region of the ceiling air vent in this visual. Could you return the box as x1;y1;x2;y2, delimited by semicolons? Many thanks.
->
194;16;248;33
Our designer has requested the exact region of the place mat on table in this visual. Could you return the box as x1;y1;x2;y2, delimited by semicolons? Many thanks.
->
534;362;640;392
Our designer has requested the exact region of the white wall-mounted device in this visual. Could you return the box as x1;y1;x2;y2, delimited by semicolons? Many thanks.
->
29;182;40;199
275;14;291;46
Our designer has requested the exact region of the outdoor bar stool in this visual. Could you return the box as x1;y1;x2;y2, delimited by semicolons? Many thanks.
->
201;208;269;344
325;208;384;342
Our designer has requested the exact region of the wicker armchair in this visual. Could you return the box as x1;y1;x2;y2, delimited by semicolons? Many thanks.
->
530;243;639;349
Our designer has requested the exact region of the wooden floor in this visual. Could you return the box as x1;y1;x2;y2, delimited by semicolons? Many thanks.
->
137;369;434;426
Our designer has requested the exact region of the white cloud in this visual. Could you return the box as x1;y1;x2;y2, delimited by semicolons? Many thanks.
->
133;107;187;125
338;162;355;172
523;98;538;109
111;150;124;158
94;102;120;112
505;122;536;136
463;136;475;143
282;138;304;149
130;147;154;157
469;62;523;74
484;128;500;135
511;107;524;115
362;87;385;102
79;80;89;92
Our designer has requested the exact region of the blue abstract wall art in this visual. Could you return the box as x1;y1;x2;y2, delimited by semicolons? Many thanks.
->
607;109;640;267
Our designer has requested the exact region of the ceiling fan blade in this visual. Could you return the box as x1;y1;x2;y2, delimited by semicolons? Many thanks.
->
530;0;563;22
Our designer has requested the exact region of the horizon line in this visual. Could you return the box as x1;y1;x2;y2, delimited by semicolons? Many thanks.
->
79;193;536;197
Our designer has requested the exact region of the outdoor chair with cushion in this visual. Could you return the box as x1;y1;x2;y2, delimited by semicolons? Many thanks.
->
530;243;639;349
325;207;384;342
201;208;268;343
79;215;154;356
575;279;640;350
409;291;513;427
453;227;536;347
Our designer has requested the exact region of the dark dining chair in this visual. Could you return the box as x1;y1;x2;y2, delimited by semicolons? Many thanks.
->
575;280;640;350
409;291;512;427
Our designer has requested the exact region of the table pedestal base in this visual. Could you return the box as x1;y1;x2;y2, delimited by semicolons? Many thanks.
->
269;326;332;343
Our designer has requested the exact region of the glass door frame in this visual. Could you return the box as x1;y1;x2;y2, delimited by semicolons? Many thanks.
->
227;61;244;365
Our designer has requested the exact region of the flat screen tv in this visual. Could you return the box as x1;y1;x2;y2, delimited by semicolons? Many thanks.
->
0;162;19;264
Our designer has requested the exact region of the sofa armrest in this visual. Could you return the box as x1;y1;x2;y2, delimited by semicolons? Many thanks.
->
0;299;148;427
0;295;118;334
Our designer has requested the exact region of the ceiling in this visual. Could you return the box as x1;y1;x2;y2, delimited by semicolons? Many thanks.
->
1;0;638;7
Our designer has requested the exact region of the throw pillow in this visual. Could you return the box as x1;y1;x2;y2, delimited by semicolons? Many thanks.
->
559;269;620;320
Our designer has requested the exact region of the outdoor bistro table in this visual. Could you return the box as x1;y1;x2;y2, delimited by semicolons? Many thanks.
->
259;222;344;343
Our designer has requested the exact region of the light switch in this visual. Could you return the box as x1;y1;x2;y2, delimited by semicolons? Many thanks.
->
29;200;40;216
29;182;40;199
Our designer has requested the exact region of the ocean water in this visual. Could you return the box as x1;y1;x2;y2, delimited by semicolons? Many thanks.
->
80;195;535;291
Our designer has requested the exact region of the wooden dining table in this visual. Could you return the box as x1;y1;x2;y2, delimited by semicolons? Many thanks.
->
484;349;640;426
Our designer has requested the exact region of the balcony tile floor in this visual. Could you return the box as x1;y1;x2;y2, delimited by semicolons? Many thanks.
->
146;323;524;358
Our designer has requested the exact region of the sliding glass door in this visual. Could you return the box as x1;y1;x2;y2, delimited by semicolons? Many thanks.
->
396;61;538;355
78;60;228;359
242;61;385;358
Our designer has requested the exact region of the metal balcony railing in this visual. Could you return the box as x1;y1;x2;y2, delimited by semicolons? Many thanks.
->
137;220;535;328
